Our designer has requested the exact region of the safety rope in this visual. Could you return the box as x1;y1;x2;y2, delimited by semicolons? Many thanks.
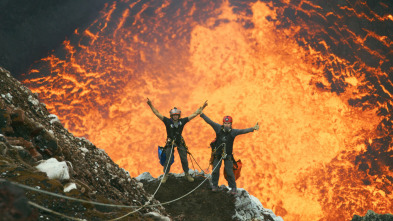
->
187;142;226;179
139;142;227;209
145;155;224;207
26;153;225;221
109;138;177;221
98;152;224;220
28;201;86;221
188;152;207;177
0;140;228;220
0;140;177;221
153;139;175;197
0;180;139;208
205;143;226;173
1;140;180;210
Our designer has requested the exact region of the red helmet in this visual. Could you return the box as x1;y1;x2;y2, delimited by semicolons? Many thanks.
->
223;116;232;123
169;107;181;116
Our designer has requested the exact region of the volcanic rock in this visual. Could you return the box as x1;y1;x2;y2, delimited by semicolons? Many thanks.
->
0;179;38;221
0;66;168;220
137;172;283;221
352;210;393;221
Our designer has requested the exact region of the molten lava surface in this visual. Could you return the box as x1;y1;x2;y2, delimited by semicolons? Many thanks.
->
22;0;393;220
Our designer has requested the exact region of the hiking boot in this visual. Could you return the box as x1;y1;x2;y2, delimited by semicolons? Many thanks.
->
162;174;169;183
211;186;218;192
229;189;237;195
185;172;194;182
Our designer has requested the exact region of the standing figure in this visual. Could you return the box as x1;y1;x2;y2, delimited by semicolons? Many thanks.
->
147;98;206;183
200;109;259;194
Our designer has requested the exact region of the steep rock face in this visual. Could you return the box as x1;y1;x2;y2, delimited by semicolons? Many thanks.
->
0;66;167;220
137;172;283;221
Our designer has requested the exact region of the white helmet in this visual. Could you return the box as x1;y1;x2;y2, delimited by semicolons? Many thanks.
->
169;107;181;117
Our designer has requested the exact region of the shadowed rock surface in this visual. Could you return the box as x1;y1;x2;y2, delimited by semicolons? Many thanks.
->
138;172;283;221
0;66;167;220
140;173;237;221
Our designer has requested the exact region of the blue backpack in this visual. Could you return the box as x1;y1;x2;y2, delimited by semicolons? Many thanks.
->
158;146;174;166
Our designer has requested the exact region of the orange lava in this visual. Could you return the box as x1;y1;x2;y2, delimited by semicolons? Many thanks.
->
22;1;393;220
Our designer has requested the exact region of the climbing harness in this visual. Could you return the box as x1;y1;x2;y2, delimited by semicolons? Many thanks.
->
206;143;226;172
210;142;243;180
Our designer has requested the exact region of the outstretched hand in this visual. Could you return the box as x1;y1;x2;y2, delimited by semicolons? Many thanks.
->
196;100;208;115
253;122;259;131
202;100;208;109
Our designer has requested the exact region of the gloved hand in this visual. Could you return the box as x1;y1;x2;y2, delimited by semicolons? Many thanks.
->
202;100;208;109
197;100;208;115
253;122;259;131
196;107;203;115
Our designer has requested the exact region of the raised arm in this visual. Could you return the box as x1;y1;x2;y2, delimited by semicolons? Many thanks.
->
200;112;222;133
232;122;259;136
188;100;208;121
147;98;164;121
